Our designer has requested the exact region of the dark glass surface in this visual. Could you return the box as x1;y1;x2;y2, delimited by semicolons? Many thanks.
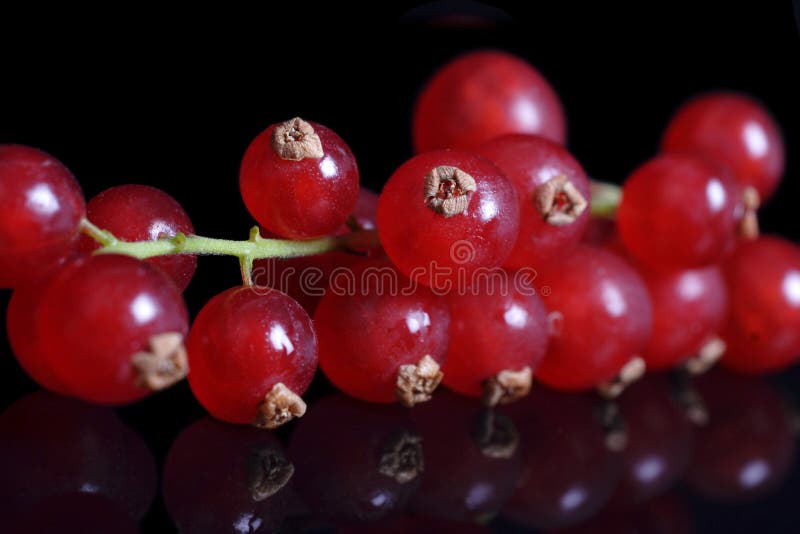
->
1;3;799;532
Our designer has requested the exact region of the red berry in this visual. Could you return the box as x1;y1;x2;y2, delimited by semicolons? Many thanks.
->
721;236;800;374
535;245;653;391
0;144;85;288
640;265;728;371
37;255;189;404
478;134;591;270
662;92;785;201
617;154;742;270
163;417;293;532
187;286;318;427
314;260;450;405
351;187;379;230
79;184;197;291
442;281;548;403
239;117;360;239
413;51;566;152
377;150;519;291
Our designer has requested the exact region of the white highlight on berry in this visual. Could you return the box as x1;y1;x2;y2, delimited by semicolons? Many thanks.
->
319;155;338;178
600;282;627;318
130;294;158;324
705;178;727;213
503;303;529;329
512;97;541;130
478;195;499;221
677;271;705;300
782;270;800;307
26;183;60;216
634;454;665;483
405;310;431;334
739;458;769;488
743;121;769;158
269;324;295;355
559;485;587;511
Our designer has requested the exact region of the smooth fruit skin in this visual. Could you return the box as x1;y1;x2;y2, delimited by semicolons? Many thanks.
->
314;260;450;403
0;144;85;288
535;245;653;391
478;134;591;270
37;255;189;404
413;50;566;152
662;92;785;201
79;184;197;291
187;286;318;424
442;283;548;397
617;154;741;270
721;236;800;374
641;265;728;371
377;150;519;291
239;120;360;239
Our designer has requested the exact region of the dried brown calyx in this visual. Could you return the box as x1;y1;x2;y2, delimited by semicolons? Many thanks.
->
684;337;726;375
270;117;324;161
378;430;423;484
597;356;646;399
395;355;443;407
424;166;477;217
482;366;532;407
248;445;295;501
533;175;588;226
739;186;761;239
596;400;627;452
132;332;188;391
472;409;519;459
671;371;709;426
254;383;307;429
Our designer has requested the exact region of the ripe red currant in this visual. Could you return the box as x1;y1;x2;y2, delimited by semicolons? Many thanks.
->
662;92;785;201
187;286;318;428
413;51;566;152
377;150;519;291
239;117;360;239
0;144;85;288
79;184;197;291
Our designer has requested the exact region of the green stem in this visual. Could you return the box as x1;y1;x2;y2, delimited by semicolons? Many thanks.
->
590;181;622;218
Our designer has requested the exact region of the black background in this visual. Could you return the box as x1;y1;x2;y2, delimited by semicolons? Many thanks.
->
1;2;799;532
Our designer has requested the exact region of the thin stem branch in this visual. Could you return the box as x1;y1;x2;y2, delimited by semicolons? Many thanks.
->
590;181;623;218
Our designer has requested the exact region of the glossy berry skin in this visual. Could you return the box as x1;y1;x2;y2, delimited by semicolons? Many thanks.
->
37;255;189;404
351;187;379;230
721;236;800;374
377;150;519;291
662;92;785;201
641;265;728;371
239;120;359;239
79;185;197;291
535;245;652;391
478;134;591;270
163;417;293;533
0;144;85;288
413;51;566;152
314;260;450;403
686;371;794;502
442;283;548;397
617;154;741;270
187;286;318;424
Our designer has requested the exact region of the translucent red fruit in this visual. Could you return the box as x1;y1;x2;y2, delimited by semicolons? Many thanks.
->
79;184;197;291
617;153;742;270
641;265;728;371
478;134;591;270
442;281;548;402
377;150;519;291
163;417;293;533
187;286;318;427
662;92;785;201
0;144;85;288
239;117;360;239
721;236;800;374
535;245;653;391
37;255;189;404
413;50;566;152
314;260;450;405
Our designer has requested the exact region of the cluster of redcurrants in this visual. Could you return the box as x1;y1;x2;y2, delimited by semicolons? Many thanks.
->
1;50;797;430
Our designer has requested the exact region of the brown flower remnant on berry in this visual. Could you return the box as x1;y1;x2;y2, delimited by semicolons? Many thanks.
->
597;400;628;452
597;356;646;399
482;366;532;407
424;165;477;217
395;354;443;407
254;383;307;429
740;186;760;239
472;409;519;459
672;371;709;426
132;332;189;391
684;337;726;375
534;175;588;226
248;445;295;501
271;117;324;161
378;430;424;484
